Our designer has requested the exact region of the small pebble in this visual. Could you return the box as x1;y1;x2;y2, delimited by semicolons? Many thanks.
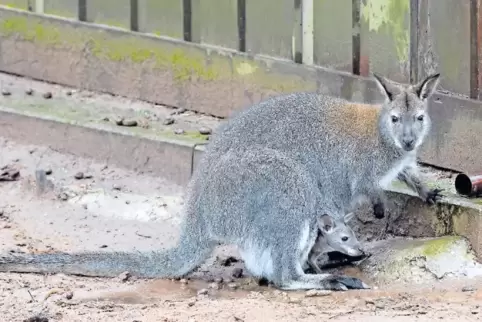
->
25;88;34;95
118;271;131;282
0;209;4;217
171;108;187;115
214;277;223;284
122;119;138;127
115;117;124;126
197;288;209;296
232;268;243;278
199;127;212;135
83;174;93;179
100;244;108;248
209;283;220;290
1;89;11;96
66;90;73;96
227;283;238;290
74;172;84;180
180;278;188;284
45;169;52;175
163;118;175;126
65;291;73;300
462;286;476;292
59;193;69;201
305;289;332;297
174;129;185;135
112;184;122;191
43;92;53;99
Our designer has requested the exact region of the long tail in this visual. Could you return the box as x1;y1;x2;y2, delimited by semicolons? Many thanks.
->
0;232;214;278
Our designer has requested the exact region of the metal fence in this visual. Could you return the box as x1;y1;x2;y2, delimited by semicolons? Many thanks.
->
1;0;480;101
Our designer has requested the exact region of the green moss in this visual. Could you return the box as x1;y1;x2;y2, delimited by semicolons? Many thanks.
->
420;236;460;258
0;12;316;93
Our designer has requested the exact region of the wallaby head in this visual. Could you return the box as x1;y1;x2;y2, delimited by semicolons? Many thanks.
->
317;213;364;257
373;73;441;152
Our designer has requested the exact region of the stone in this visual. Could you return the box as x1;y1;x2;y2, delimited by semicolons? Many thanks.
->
43;92;53;99
122;119;138;127
199;127;212;135
118;271;131;282
74;172;84;180
163;118;175;125
1;89;11;96
65;291;73;300
25;88;34;95
305;289;332;297
174;129;185;135
197;288;208;295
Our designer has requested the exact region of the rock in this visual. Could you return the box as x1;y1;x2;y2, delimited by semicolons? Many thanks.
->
45;169;52;175
171;108;187;115
99;244;108;248
174;129;185;135
118;271;131;282
232;268;243;278
462;286;476;292
115;117;124;126
163;118;175;125
25;88;34;95
112;184;122;191
305;289;332;297
43;92;53;99
214;277;223;284
65;291;73;300
58;192;69;201
1;89;11;96
220;256;239;266
180;278;188;284
227;283;238;290
74;172;84;180
122;119;138;127
209;282;220;290
66;90;73;96
0;209;4;217
197;288;209;295
199;127;212;135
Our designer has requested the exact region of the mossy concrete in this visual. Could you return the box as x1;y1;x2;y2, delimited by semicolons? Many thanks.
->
358;236;482;285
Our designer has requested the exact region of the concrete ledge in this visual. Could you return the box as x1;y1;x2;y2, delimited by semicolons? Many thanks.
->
0;7;481;174
1;106;482;261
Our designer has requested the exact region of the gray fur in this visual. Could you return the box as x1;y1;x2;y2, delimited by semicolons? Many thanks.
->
307;212;364;274
0;73;441;291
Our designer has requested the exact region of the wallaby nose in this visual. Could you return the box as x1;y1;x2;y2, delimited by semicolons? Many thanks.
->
403;139;414;150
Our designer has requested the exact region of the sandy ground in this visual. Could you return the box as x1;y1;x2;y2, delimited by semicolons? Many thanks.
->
1;73;482;321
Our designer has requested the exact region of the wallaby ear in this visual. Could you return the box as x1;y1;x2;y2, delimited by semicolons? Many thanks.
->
373;73;398;101
414;73;441;100
344;212;355;223
318;214;335;233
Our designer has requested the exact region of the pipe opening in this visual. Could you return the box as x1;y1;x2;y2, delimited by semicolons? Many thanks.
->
455;173;473;196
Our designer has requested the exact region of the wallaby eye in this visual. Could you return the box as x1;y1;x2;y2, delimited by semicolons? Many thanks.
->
341;236;349;242
417;115;424;121
391;115;399;123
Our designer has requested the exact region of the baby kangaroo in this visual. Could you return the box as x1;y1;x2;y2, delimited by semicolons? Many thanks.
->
307;212;365;274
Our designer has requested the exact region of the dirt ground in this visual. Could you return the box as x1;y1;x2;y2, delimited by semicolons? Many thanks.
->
1;73;482;321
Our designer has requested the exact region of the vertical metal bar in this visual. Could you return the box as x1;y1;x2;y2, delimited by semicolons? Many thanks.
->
409;0;420;84
352;0;361;75
35;0;44;13
237;0;246;52
301;0;314;65
183;0;192;42
130;0;139;32
78;0;87;21
470;0;480;99
293;0;303;63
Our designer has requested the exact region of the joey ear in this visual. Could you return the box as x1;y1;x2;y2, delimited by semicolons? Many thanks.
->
344;212;355;223
373;73;398;101
318;214;335;233
414;73;440;100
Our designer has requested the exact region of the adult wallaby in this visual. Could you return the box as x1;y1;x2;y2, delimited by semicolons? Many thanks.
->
0;73;441;291
306;212;365;274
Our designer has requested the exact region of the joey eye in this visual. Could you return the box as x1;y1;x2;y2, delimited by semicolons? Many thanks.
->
391;115;399;123
341;236;349;242
417;115;424;121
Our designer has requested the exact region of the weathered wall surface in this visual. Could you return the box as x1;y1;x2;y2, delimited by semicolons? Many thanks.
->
0;7;481;174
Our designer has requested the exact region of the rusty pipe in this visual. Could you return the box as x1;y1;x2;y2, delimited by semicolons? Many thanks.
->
454;173;482;197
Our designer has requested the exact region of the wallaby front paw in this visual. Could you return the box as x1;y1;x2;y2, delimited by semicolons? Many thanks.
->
424;188;444;204
373;202;385;219
325;276;370;291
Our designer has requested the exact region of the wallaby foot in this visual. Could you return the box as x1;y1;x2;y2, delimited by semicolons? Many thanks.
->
424;188;444;204
280;273;370;291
